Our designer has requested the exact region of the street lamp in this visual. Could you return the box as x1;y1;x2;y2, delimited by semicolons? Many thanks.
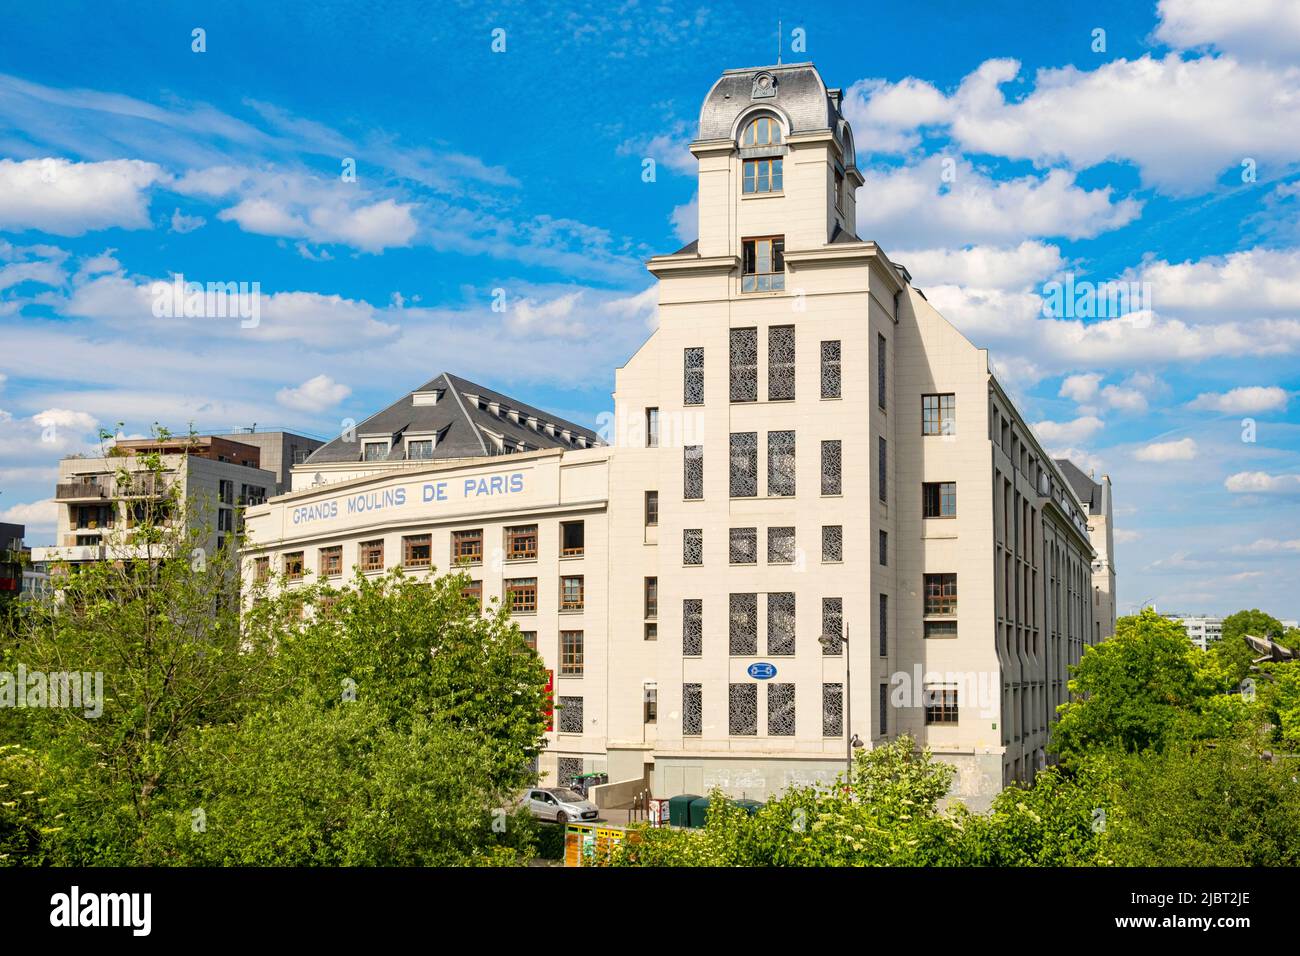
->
819;623;864;780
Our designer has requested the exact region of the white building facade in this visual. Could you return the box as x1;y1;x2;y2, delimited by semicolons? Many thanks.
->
243;63;1105;810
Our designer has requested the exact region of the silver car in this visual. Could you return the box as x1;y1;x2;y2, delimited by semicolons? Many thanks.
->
523;787;599;823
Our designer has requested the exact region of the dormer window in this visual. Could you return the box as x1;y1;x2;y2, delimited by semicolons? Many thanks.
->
742;236;785;292
362;440;389;461
742;116;781;146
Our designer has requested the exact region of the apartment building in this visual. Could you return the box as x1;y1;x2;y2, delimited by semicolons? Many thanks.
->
32;434;281;567
1164;614;1299;651
243;62;1105;810
217;428;325;494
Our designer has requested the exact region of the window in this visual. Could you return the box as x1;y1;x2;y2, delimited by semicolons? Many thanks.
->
767;430;796;496
521;631;537;652
924;620;958;639
403;534;431;568
645;407;659;448
822;525;843;562
923;481;958;518
767;526;796;564
823;683;844;737
729;683;758;735
821;440;842;495
924;573;958;616
645;622;658;641
729;328;757;402
924;686;959;725
359;540;384;572
743;156;783;193
742;237;785;292
643;683;658;724
561;521;585;557
922;393;956;436
407;439;434;460
729;593;758;655
452;529;483;565
462;580;482;607
768;326;795;400
684;347;704;405
683;528;703;566
683;683;703;736
319;545;342;578
768;683;795;736
645;490;660;525
879;594;888;656
877;333;887;409
253;556;270;583
560;575;584;611
878;437;887;502
684;446;704;499
879;683;889;735
505;524;538;560
730;432;758;497
878;530;888;566
284;552;305;580
217;508;234;532
219;479;234;505
362;440;388;461
729;527;758;565
560;630;584;676
821;340;841;399
505;577;537;614
742;115;782;146
767;592;796;655
558;696;584;734
822;597;843;655
683;599;703;656
644;577;658;619
834;167;845;211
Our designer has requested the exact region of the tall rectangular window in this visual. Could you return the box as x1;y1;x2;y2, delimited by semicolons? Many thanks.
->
768;683;795;736
922;393;957;436
879;593;888;656
729;593;758;655
683;599;703;656
644;577;658;619
560;630;584;676
730;432;758;497
683;528;703;566
879;682;889;735
729;328;757;402
645;490;659;525
741;237;785;292
729;527;758;565
742;157;783;193
684;347;704;405
878;530;888;566
318;546;341;578
821;525;843;562
924;573;958;616
877;333;887;409
821;340;841;399
767;526;796;564
878;437;887;502
559;696;584;734
767;430;795;496
823;683;844;737
822;597;843;655
767;592;796;656
683;683;703;736
684;447;703;499
821;440;842;495
645;407;659;448
643;683;658;724
559;575;584;611
729;683;758;735
768;326;795;400
923;481;958;518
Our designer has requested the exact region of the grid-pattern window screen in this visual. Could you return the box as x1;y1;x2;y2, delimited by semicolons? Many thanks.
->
768;683;796;736
821;440;842;495
729;683;758;735
822;525;843;562
683;599;703;656
767;526;796;564
730;432;758;497
684;446;704;500
767;592;796;655
823;683;844;737
558;696;584;733
767;430;796;496
730;328;758;402
729;593;758;655
683;528;703;566
684;347;704;405
683;683;703;736
768;326;795;401
729;527;758;564
821;340;841;399
822;597;843;655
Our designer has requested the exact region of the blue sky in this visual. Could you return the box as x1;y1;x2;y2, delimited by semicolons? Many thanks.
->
2;0;1299;618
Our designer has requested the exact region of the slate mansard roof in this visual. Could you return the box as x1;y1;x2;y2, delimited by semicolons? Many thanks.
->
696;62;851;148
304;372;603;465
1054;458;1104;512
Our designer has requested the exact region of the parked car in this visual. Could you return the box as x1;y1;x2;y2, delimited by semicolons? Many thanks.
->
522;787;599;823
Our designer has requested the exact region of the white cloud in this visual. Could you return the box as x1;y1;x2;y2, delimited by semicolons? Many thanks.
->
169;208;206;234
1189;386;1290;413
842;76;955;153
1032;415;1105;445
1134;437;1197;461
0;158;164;235
0;498;57;534
1114;529;1142;544
1100;383;1149;413
1225;471;1300;493
1155;0;1300;63
1051;446;1106;476
1059;372;1103;403
1227;537;1300;554
896;241;1065;291
276;374;351;413
669;193;697;244
1132;248;1300;320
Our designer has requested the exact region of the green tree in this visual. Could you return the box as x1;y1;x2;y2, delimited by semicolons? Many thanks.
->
1208;609;1287;686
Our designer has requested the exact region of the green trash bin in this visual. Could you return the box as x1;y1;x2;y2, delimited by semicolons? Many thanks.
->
667;794;701;828
688;796;711;828
733;798;764;816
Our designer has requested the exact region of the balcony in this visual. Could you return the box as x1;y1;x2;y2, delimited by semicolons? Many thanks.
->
56;480;111;501
32;544;104;563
